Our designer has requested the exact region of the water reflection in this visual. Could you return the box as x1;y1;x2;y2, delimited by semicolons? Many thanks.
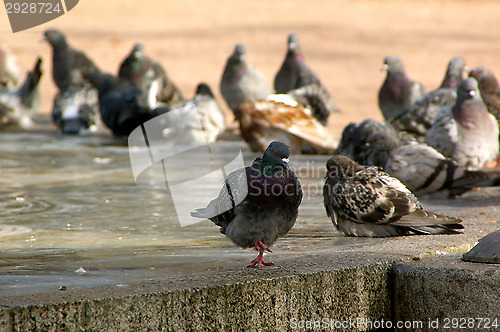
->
0;129;370;297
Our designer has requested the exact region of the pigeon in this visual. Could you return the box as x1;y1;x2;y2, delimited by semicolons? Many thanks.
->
0;44;22;89
287;83;340;126
220;44;274;117
425;77;499;170
468;66;500;122
189;83;226;142
52;84;103;135
274;33;314;94
336;118;396;161
155;83;226;144
43;29;100;92
391;56;466;139
274;33;340;125
118;43;184;108
191;141;303;267
235;94;338;154
323;155;464;237
378;55;425;120
0;57;42;129
90;71;168;137
361;128;500;197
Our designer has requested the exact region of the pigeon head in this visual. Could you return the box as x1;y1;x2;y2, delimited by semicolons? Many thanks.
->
230;44;247;63
382;55;405;75
469;66;499;92
326;155;362;179
54;105;97;135
287;33;302;55
44;29;68;49
262;141;290;167
130;43;146;60
441;56;466;89
456;77;481;102
363;130;401;167
195;83;214;98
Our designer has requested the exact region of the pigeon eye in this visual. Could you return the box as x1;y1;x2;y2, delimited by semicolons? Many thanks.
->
273;150;278;155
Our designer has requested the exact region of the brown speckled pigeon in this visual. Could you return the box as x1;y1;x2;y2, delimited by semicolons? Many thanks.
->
323;155;464;237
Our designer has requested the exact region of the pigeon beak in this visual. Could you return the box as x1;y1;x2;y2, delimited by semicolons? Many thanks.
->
381;64;389;71
469;90;476;97
282;158;289;164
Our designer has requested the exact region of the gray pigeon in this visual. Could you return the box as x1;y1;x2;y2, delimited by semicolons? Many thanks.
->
275;33;340;125
186;83;226;143
425;77;499;170
192;141;302;267
274;33;314;93
378;55;425;120
336;118;397;162
287;83;340;125
361;128;500;197
220;44;274;118
118;43;184;108
90;71;169;137
0;57;42;129
469;66;500;123
391;56;466;138
52;84;102;135
43;29;100;92
323;155;464;237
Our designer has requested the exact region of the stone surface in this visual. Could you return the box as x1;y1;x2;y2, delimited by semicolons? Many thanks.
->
2;253;395;331
392;253;500;332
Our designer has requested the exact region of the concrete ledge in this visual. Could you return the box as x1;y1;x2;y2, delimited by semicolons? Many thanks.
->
2;250;500;331
392;253;500;332
1;253;395;331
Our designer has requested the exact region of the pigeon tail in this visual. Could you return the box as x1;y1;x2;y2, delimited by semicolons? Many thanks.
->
18;58;42;107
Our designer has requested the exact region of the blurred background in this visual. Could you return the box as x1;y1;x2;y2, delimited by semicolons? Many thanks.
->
2;0;500;131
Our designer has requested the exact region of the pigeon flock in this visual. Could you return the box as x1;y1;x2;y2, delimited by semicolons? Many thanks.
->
3;30;500;267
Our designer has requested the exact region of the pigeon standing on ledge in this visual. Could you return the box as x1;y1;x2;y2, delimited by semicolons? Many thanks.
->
323;155;464;237
44;29;102;134
118;43;184;109
220;44;273;117
391;56;466;138
275;33;340;125
425;77;499;170
192;141;303;267
378;55;425;120
43;29;100;92
190;83;226;142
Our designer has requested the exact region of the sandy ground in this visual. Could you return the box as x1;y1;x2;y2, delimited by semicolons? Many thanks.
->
1;0;500;133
